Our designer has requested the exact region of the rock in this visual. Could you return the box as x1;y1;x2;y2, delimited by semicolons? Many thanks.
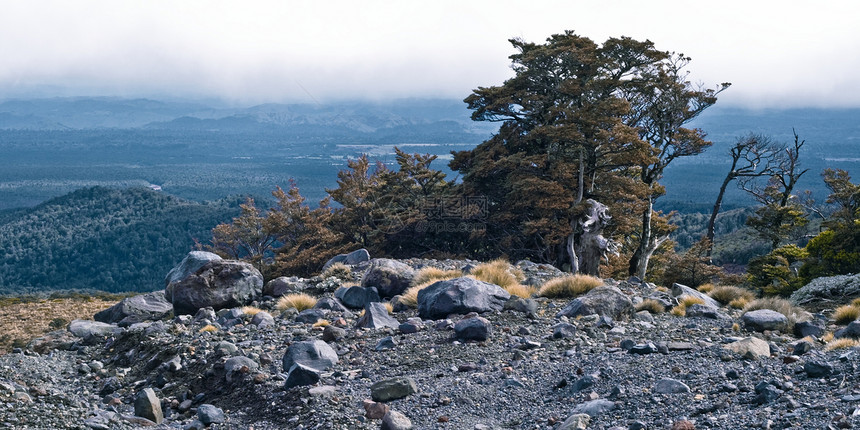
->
295;309;327;324
164;251;222;287
314;297;349;312
454;316;491;341
250;311;274;328
628;342;659;355
398;318;423;334
724;337;771;359
216;341;238;356
166;260;263;315
360;259;416;298
417;277;511;320
285;362;321;388
685;304;728;320
197;404;226;425
94;291;173;324
552;322;577;339
753;382;783;404
790;273;860;310
503;297;538;316
557;413;590;430
671;420;696;430
363;399;390;419
68;319;121;338
804;360;834;378
134;388;163;424
791;340;814;355
794;320;825;338
571;374;598;392
375;336;397;351
356;302;399;329
653;378;691;394
835;320;860;339
263;276;308;297
571;398;615;416
308;385;337;397
282;339;338;372
370;377;417;402
671;283;720;309
334;285;381;309
742;309;789;332
556;286;634;321
381;410;413;430
322;325;347;343
224;356;258;382
324;248;371;270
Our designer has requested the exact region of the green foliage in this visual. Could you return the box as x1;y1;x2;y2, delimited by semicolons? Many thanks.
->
746;202;809;250
659;238;722;287
800;223;860;282
746;244;808;296
0;186;239;293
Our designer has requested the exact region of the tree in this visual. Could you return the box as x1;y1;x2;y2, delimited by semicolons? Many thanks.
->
454;31;667;274
623;53;729;279
209;197;279;273
326;155;388;251
706;134;782;255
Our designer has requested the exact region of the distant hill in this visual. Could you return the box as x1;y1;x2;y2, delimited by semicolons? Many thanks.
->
0;187;240;294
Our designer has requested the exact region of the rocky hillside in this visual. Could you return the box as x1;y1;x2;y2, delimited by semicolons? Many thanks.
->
1;252;860;429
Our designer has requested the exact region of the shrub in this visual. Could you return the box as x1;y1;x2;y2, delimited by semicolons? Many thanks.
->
471;259;523;289
635;299;665;314
833;305;860;325
412;267;462;287
659;238;722;288
538;274;603;298
322;263;353;281
276;293;317;311
671;306;686;317
708;286;755;305
49;317;69;330
824;338;860;351
747;244;808;296
198;324;218;333
743;297;811;326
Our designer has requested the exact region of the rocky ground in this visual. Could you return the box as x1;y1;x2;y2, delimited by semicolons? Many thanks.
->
2;256;860;430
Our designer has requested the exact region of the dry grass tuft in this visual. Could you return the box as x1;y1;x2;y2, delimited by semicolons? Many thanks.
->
697;283;715;293
743;297;811;326
312;319;330;328
671;306;686;317
635;299;665;314
680;295;705;307
822;331;835;343
505;284;537;299
321;262;353;281
709;286;755;305
852;298;860;308
241;306;262;316
732;322;740;331
833;305;860;325
198;324;218;333
276;293;317;311
412;267;462;287
825;338;860;351
729;297;750;309
384;302;394;314
401;281;436;308
471;259;524;289
655;286;669;293
538;274;603;298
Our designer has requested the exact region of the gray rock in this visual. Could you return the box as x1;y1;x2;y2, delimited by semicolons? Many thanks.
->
571;374;598;392
166;260;263;315
224;356;258;382
285;362;321;389
165;251;222;287
503;297;538;316
197;404;225;425
557;413;590;430
724;337;771;359
215;341;238;356
804;360;834;378
835;320;860;339
295;309;327;324
753;381;783;404
263;276;308;297
314;297;349;312
552;322;577;339
628;342;658;355
685;303;728;320
417;277;511;320
282;339;338;372
571;398;615;416
68;319;121;338
361;259;416;298
355;302;399;329
94;291;173;324
334;285;381;309
742;309;789;332
323;248;371;271
398;318;423;334
322;325;347;343
375;336;397;351
556;286;634;321
790;273;860;309
671;283;721;309
381;410;413;430
250;311;274;328
134;388;163;424
454;316;491;341
653;378;691;394
795;320;825;338
371;377;417;402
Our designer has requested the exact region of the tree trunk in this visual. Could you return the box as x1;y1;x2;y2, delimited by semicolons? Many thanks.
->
629;195;653;278
570;199;614;276
706;174;734;257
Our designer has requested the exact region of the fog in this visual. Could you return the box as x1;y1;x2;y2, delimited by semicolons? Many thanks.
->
1;0;858;107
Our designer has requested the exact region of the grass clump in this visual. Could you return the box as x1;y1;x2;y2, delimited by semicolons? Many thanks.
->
833;304;860;325
471;259;524;289
825;338;860;351
412;267;462;286
312;319;330;328
742;297;811;326
321;263;353;281
728;297;750;309
851;298;860;308
401;281;435;308
671;295;705;317
505;284;537;299
708;286;755;305
697;283;715;293
822;331;835;343
538;274;603;298
241;306;262;316
198;324;218;333
635;299;665;314
276;293;317;311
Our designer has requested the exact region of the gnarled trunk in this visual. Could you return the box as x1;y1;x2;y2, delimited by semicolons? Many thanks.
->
567;199;615;276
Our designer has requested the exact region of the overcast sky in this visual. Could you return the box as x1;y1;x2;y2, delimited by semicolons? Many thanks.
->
1;0;858;108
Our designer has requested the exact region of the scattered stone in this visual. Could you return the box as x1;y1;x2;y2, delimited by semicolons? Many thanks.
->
323;248;371;271
197;404;226;425
134;388;163;424
835;321;860;339
356;302;400;329
794;320;825;338
653;378;691;394
571;398;615;416
285;362;321;389
361;259;416;298
335;285;381;309
790;273;860;310
454;316;492;342
742;310;789;332
398;318;423;334
308;385;337;397
556;286;634;321
552;322;577;339
314;297;349;312
685;304;727;320
282;339;339;372
557;413;590;430
671;283;720;309
295;308;327;324
363;399;390;419
381;410;413;430
224;356;258;382
375;336;397;351
250;311;275;328
371;377;417;402
503;297;538;316
724;337;771;360
322;325;347;343
94;291;173;324
263;276;308;297
804;360;834;378
166;260;263;314
417;277;510;320
671;420;696;430
752;382;783;404
629;342;659;355
68;320;122;338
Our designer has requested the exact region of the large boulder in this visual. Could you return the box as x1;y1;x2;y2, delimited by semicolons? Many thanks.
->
263;276;309;297
671;283;721;309
724;337;770;359
323;248;371;271
417;277;511;320
361;259;416;298
166;260;263;315
790;274;860;311
355;302;400;329
94;291;173;324
164;251;222;287
742;309;789;332
335;285;381;309
282;339;339;372
68;320;122;339
556;286;634;321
